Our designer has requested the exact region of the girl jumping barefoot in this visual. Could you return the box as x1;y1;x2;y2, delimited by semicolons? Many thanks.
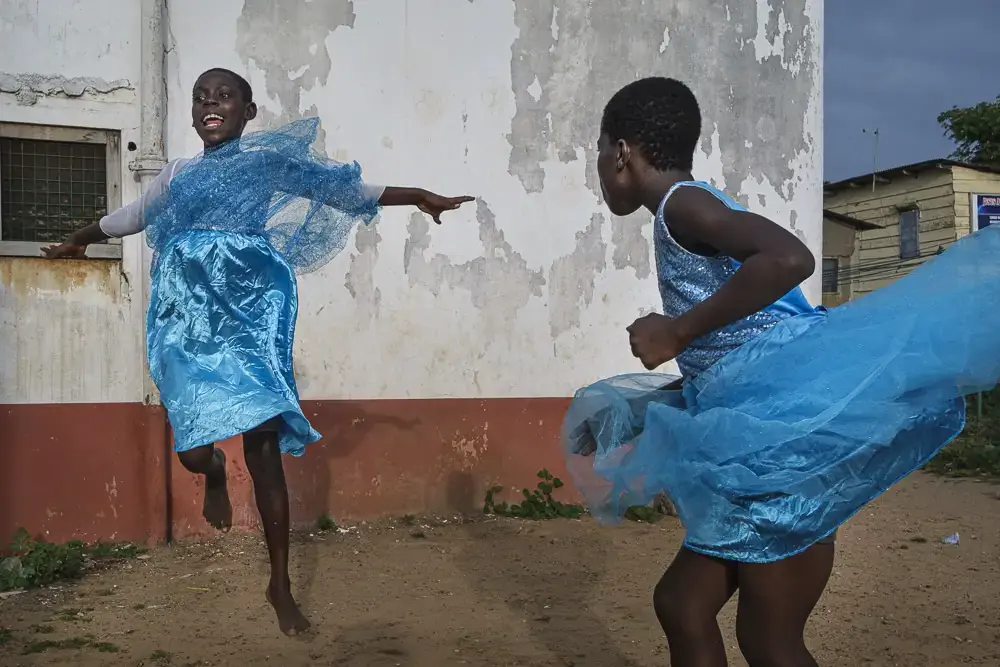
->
564;77;1000;665
43;68;472;636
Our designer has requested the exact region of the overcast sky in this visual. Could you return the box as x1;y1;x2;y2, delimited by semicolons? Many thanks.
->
825;0;998;181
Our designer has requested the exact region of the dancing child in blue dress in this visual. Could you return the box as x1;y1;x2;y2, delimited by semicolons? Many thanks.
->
564;77;1000;665
43;68;473;635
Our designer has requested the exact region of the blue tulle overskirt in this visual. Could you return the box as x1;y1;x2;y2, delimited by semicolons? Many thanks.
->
564;225;1000;563
147;230;319;454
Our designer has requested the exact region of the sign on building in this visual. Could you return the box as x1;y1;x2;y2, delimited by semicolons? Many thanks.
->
971;193;1000;231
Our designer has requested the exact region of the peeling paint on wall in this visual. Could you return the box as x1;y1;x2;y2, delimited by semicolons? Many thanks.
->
403;200;545;337
0;259;132;403
610;215;651;279
0;72;133;106
547;212;606;338
507;0;817;202
235;0;357;149
344;221;382;324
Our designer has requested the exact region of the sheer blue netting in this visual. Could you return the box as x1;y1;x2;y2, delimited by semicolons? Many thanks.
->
563;225;1000;562
144;117;380;274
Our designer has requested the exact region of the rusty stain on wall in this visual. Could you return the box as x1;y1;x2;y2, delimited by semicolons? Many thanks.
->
0;72;133;106
0;258;122;300
448;424;490;471
0;258;130;403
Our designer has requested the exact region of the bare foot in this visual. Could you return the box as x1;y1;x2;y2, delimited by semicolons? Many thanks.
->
202;449;232;531
266;582;311;636
653;491;677;517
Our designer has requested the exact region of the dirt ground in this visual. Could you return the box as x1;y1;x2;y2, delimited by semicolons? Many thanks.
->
1;473;998;667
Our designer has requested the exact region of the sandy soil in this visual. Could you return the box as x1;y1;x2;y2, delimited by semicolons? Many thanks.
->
1;473;998;667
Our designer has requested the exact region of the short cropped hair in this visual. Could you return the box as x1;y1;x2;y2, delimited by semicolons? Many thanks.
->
600;77;701;172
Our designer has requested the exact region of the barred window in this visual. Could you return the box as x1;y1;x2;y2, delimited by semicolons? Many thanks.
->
898;208;919;260
0;123;121;258
822;257;839;293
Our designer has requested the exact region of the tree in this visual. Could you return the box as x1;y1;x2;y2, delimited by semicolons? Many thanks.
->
937;96;1000;164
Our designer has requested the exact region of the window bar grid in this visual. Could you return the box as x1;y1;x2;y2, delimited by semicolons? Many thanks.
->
0;137;108;244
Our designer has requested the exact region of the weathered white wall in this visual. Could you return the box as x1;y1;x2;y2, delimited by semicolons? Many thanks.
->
166;0;823;400
2;0;822;405
0;0;146;403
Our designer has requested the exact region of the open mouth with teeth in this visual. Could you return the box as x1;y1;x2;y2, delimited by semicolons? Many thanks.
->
202;113;225;129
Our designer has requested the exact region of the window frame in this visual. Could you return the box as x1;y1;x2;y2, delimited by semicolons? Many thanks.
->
0;122;122;259
821;257;839;294
897;206;920;260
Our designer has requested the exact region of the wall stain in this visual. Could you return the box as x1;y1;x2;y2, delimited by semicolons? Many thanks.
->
236;0;357;150
402;199;618;341
0;258;121;300
0;258;129;403
610;214;651;279
548;212;606;338
506;0;817;202
0;72;133;106
403;199;545;339
445;424;490;472
344;220;382;324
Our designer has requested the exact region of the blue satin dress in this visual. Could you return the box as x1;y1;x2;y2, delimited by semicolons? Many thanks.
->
143;118;380;455
563;181;1000;563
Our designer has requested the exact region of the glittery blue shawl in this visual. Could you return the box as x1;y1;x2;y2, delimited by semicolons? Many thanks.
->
144;117;380;274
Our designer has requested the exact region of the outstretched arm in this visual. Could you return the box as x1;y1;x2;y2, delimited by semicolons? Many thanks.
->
39;222;112;258
377;187;474;223
41;159;184;259
271;154;473;224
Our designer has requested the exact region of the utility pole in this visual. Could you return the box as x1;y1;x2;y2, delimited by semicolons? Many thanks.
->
862;128;880;192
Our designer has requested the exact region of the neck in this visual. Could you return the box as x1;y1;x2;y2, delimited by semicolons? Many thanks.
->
638;169;693;215
204;135;240;152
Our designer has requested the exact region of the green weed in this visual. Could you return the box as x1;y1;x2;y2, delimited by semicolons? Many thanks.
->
483;469;585;519
926;392;1000;478
315;514;338;531
1;529;145;592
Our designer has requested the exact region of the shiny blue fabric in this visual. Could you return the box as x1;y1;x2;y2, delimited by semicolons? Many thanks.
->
143;118;379;454
655;182;818;378
147;231;319;454
564;222;1000;563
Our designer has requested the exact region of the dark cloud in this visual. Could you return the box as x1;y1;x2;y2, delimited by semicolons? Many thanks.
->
825;0;998;180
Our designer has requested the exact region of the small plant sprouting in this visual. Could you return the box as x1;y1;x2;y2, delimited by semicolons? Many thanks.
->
483;469;585;520
1;529;146;592
315;514;338;532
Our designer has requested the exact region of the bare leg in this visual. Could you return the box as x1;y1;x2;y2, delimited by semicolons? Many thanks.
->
176;444;232;531
734;543;834;667
242;427;310;636
653;547;738;667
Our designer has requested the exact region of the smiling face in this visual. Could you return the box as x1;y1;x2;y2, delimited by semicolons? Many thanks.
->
191;71;257;147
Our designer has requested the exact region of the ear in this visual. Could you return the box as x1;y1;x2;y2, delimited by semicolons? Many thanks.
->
616;139;631;170
244;102;258;122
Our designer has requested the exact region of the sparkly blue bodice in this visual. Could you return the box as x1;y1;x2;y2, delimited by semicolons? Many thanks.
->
655;181;818;379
